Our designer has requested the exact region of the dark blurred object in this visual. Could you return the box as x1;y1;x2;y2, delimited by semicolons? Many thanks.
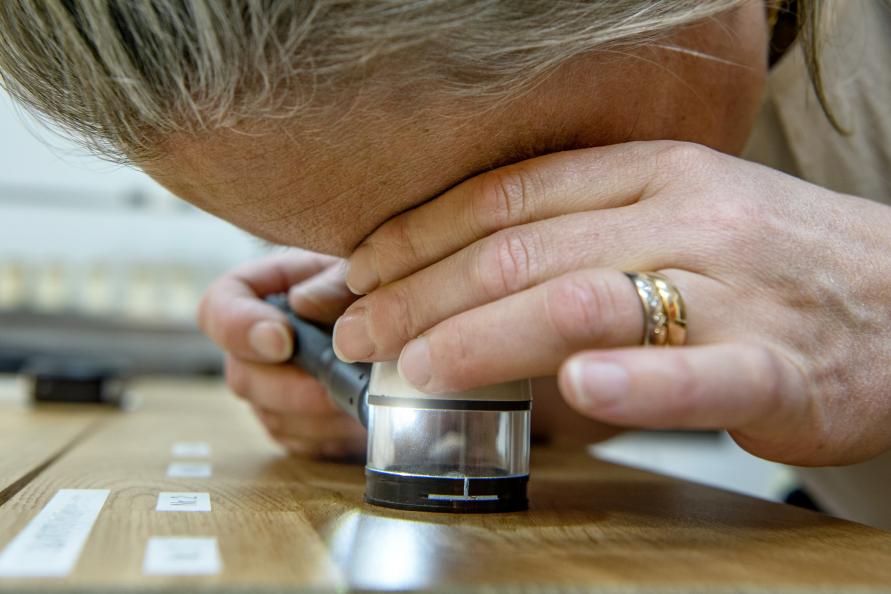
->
784;487;823;512
769;0;800;67
24;356;128;406
0;349;27;373
0;310;222;376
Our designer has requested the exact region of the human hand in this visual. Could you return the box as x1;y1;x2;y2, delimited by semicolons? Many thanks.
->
198;250;365;457
335;141;891;466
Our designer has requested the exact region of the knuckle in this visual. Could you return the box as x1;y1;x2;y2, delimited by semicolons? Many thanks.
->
472;165;536;231
427;322;474;389
225;357;250;399
654;140;716;171
695;198;762;258
545;272;619;346
370;286;420;343
748;345;784;412
219;313;246;352
388;211;427;264
299;416;346;440
296;419;325;440
476;229;536;299
196;282;231;342
650;142;722;194
289;383;333;415
196;290;213;333
709;197;758;230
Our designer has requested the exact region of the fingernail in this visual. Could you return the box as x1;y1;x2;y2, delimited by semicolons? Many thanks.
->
567;360;629;409
346;244;380;295
288;283;323;312
398;337;432;389
332;309;375;362
288;282;313;304
248;320;292;361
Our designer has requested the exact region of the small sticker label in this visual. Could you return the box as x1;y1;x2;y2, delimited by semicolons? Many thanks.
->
142;537;221;576
171;442;211;458
166;462;212;478
0;489;110;578
156;492;211;512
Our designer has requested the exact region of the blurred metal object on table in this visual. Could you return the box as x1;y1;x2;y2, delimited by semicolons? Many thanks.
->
23;356;131;408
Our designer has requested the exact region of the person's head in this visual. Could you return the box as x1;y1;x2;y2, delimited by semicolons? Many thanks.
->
0;1;817;255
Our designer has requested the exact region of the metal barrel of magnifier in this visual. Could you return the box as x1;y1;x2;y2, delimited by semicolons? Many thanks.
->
267;294;531;513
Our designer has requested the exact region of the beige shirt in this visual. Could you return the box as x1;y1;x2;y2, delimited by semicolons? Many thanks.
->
742;1;891;530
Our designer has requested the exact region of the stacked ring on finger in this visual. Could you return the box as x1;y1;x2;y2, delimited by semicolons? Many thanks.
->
649;272;687;346
625;272;687;347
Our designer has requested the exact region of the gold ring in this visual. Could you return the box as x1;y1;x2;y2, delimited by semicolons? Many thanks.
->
648;272;687;346
624;272;687;347
625;272;668;346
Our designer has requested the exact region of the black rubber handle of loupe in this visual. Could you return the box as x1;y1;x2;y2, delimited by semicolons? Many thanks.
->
265;294;370;428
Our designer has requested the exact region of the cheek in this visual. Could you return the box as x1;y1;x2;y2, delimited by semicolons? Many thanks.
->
686;1;769;154
716;1;769;152
200;193;377;257
608;2;768;154
271;204;377;257
142;150;382;257
143;126;481;257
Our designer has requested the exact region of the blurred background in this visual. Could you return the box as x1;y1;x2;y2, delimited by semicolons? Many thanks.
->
0;87;266;376
0;86;798;503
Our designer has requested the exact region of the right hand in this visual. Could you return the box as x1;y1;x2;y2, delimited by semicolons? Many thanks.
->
197;249;365;458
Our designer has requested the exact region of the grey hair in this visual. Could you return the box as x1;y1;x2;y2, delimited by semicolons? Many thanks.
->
1;1;770;161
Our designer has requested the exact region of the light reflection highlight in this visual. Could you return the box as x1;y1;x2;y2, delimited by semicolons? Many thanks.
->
326;510;442;590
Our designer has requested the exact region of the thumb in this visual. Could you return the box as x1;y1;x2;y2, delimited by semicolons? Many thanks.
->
198;276;294;363
198;251;345;362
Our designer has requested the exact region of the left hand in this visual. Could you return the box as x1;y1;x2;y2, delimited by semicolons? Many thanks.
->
332;140;891;466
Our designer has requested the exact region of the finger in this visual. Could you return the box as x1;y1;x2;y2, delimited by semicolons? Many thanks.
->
335;208;676;362
225;355;340;414
257;408;365;442
393;269;639;392
274;436;367;459
288;261;358;324
251;405;366;458
198;251;338;362
530;377;624;446
395;269;714;393
557;343;807;439
346;140;708;293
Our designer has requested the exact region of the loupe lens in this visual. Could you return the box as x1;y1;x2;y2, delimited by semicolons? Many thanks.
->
364;401;530;512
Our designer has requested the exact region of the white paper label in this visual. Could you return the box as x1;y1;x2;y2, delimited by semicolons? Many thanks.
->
171;442;211;458
142;537;221;576
156;492;211;512
166;462;212;478
0;489;109;578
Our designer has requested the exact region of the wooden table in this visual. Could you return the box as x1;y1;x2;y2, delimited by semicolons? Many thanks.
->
0;376;889;593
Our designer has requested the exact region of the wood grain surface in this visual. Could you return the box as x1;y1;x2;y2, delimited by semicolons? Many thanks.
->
0;376;889;593
0;377;106;505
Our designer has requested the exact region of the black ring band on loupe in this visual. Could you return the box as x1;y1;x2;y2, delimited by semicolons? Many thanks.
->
365;468;528;513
